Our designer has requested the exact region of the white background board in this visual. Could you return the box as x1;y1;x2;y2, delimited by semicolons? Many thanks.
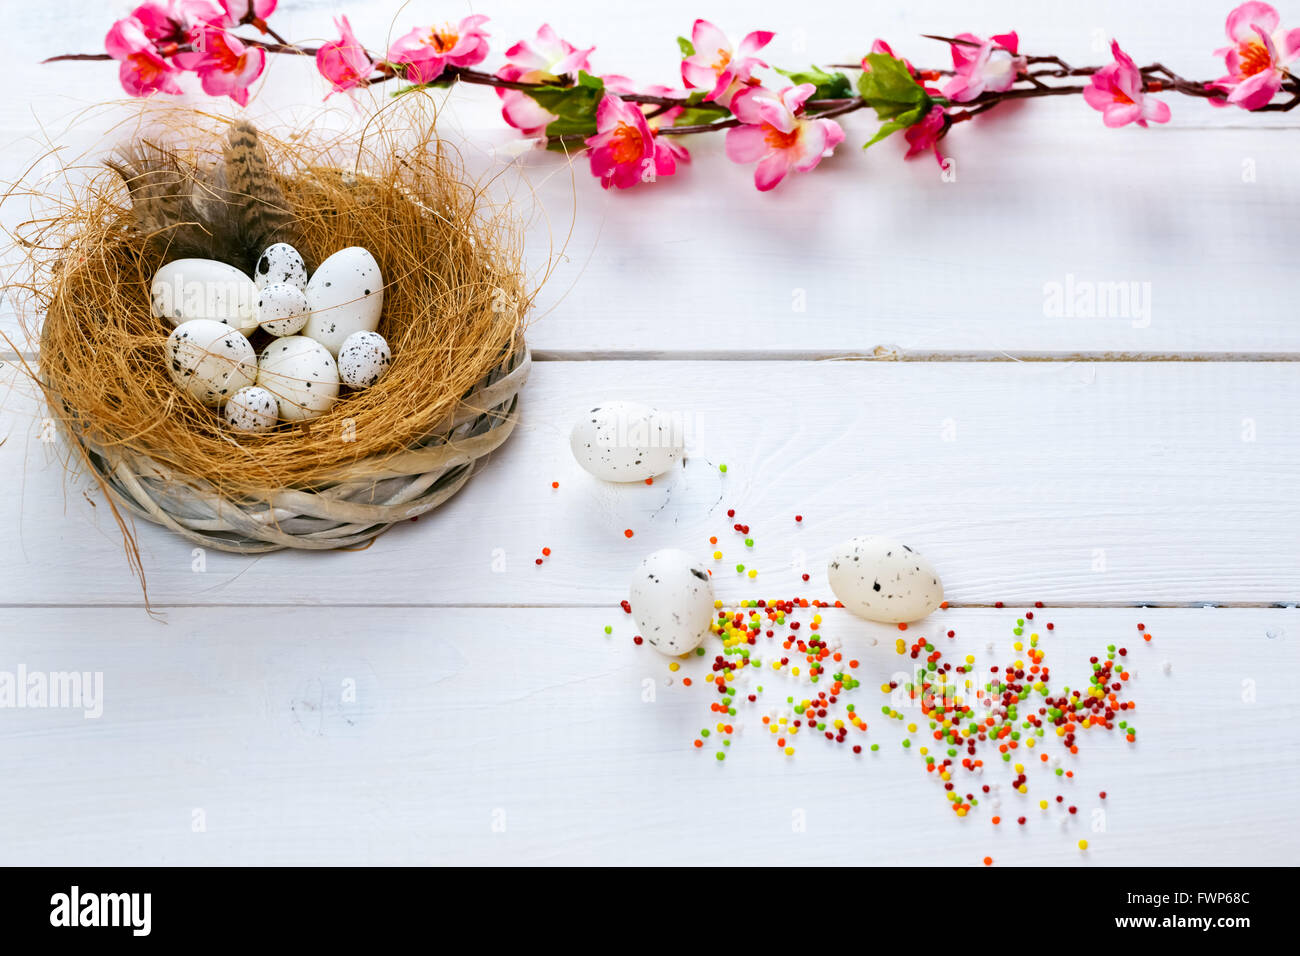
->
0;0;1297;866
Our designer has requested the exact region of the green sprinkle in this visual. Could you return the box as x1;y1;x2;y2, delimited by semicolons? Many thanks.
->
716;751;725;760
604;625;612;635
719;463;728;473
902;739;911;748
701;729;710;737
735;564;745;573
870;744;879;752
745;538;754;547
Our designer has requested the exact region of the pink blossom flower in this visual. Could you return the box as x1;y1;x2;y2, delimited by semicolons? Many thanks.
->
724;84;845;191
130;1;220;42
585;94;679;189
495;24;594;136
637;83;691;170
206;1;277;29
105;16;184;96
1209;2;1300;109
1083;40;1171;127
680;18;773;105
941;32;1023;102
176;25;265;105
903;105;948;164
387;14;490;85
316;15;375;95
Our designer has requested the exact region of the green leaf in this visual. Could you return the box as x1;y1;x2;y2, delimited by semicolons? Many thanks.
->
856;52;930;120
527;71;607;145
775;65;853;100
673;106;727;127
677;36;695;57
861;105;925;150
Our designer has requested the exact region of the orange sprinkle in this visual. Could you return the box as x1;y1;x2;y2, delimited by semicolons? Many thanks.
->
645;478;653;485
682;678;692;687
693;739;703;748
624;529;634;538
991;816;1001;825
551;481;559;489
983;856;993;866
898;623;908;631
541;547;551;556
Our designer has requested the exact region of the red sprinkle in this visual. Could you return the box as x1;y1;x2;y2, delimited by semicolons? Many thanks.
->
624;529;634;538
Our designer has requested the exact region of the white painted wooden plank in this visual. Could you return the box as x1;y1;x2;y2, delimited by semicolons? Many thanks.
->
0;606;1292;865
3;359;1296;607
5;2;1300;357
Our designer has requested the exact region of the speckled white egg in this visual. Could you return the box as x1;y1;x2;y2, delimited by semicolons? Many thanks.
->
337;331;391;389
151;258;259;333
223;385;280;433
165;319;257;406
628;548;714;655
254;242;307;291
303;247;384;355
257;282;310;336
827;535;944;624
569;401;684;482
256;335;340;422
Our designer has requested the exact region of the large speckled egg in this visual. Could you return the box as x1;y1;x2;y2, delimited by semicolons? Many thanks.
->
569;401;684;482
151;258;259;333
256;335;340;422
223;385;279;433
303;247;384;355
827;535;944;624
254;242;307;291
165;319;257;406
337;331;391;389
628;548;714;655
257;282;310;336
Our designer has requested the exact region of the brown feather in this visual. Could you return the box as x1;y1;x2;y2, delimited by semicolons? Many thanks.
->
106;122;295;273
218;121;295;271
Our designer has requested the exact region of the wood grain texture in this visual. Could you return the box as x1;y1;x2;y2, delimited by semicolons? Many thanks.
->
4;1;1300;357
3;359;1297;607
0;606;1293;866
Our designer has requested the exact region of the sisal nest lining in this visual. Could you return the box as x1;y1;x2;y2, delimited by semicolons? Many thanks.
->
14;109;532;559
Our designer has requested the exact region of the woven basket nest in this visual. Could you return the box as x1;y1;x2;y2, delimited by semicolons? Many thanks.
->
12;109;533;566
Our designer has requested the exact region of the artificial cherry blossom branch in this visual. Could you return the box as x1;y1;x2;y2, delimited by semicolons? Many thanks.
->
46;1;1300;192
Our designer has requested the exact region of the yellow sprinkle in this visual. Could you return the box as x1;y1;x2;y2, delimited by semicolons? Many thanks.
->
714;599;723;608
879;683;891;693
907;723;917;733
784;746;795;756
669;662;679;672
792;667;800;675
1017;784;1027;793
1039;800;1048;810
713;551;722;560
1078;839;1088;850
955;808;967;817
1014;763;1024;773
748;569;757;579
919;746;928;756
1013;642;1023;652
1025;738;1036;748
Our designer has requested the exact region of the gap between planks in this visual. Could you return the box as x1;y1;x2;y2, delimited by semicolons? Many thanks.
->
0;601;1294;610
8;349;1300;364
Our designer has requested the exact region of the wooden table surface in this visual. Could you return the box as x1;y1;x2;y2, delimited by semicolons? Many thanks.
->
1;0;1296;866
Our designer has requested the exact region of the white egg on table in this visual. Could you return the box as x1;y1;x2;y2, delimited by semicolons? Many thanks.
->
628;548;715;655
256;335;340;422
569;401;684;482
337;331;391;389
223;385;280;433
303;247;384;355
257;282;310;336
151;258;259;333
254;242;307;291
827;535;944;624
165;319;258;406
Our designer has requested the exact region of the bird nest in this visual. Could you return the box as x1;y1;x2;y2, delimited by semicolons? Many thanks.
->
10;109;531;563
